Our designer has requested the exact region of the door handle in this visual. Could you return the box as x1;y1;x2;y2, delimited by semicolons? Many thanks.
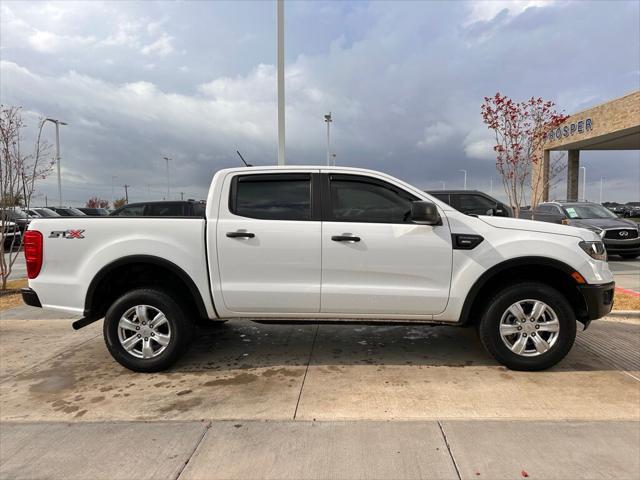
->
331;235;360;242
226;231;255;239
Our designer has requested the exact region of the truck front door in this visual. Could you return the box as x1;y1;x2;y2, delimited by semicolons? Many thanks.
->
320;174;452;316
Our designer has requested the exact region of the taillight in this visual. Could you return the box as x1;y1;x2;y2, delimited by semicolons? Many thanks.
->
24;230;43;279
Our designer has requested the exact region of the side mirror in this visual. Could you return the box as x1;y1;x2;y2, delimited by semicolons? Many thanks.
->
411;201;440;225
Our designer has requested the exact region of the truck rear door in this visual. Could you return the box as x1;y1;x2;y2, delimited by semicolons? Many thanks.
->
215;171;321;313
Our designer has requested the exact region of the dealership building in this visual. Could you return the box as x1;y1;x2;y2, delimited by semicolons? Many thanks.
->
534;89;640;202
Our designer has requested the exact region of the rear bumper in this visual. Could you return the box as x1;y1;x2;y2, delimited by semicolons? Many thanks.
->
21;288;42;308
578;281;615;321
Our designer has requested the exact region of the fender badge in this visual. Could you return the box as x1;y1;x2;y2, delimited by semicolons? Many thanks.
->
50;229;85;239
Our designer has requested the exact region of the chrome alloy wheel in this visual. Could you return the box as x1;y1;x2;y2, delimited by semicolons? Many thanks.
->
117;305;171;359
499;299;560;357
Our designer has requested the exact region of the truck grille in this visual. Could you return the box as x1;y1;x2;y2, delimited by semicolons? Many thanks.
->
604;229;639;239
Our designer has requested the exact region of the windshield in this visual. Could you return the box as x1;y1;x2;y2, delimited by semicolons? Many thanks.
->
36;209;60;217
563;204;618;219
9;209;28;219
67;208;87;216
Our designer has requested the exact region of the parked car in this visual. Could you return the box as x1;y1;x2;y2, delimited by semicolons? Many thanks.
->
628;206;640;218
27;208;61;218
611;206;631;218
3;208;30;233
1;221;21;248
49;207;87;216
23;166;614;372
78;208;110;216
426;190;512;217
520;201;639;259
110;200;206;217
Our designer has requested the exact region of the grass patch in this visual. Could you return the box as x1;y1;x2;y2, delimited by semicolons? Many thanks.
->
614;291;640;311
0;292;24;311
0;278;28;311
4;278;27;290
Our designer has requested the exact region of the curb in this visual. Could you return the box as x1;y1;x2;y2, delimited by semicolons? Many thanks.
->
607;310;640;319
616;287;640;298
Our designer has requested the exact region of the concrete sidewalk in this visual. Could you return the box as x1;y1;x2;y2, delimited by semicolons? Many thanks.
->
1;307;638;479
1;420;638;480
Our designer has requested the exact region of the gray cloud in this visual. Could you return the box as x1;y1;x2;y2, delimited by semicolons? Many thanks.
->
1;0;638;206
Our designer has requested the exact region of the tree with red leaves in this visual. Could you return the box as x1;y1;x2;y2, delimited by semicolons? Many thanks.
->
86;196;110;209
481;93;568;217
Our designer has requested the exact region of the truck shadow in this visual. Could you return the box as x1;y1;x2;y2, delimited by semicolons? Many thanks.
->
173;319;639;373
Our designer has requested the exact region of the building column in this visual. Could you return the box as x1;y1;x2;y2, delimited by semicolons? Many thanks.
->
531;148;550;206
541;150;550;202
566;150;580;201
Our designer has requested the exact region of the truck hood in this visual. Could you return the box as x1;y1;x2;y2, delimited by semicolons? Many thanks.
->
567;218;638;230
478;215;595;240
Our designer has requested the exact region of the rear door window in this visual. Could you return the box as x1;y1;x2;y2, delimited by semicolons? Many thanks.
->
231;174;311;221
113;205;145;216
146;203;185;216
456;194;497;215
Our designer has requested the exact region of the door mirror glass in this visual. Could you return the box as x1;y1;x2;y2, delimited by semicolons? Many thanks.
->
410;201;440;225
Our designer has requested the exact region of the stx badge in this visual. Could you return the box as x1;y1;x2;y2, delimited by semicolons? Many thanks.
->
50;229;85;239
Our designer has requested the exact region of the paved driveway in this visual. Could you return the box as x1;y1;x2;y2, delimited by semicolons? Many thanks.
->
1;308;638;479
609;258;640;293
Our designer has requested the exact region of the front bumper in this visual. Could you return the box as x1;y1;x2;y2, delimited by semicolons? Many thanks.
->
578;281;615;322
603;238;640;255
21;288;42;308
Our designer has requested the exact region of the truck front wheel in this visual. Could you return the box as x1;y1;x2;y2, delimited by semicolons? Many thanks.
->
478;282;576;371
103;288;193;372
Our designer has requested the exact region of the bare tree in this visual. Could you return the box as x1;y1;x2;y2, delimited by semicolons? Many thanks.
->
1;106;54;290
481;93;568;217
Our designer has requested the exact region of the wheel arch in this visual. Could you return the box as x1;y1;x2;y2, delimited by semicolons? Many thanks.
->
459;256;588;325
84;255;209;320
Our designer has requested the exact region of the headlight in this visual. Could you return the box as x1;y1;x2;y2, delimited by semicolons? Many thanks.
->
585;226;603;236
579;241;607;261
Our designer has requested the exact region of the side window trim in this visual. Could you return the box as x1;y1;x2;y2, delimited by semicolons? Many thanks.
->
228;172;317;221
321;173;418;224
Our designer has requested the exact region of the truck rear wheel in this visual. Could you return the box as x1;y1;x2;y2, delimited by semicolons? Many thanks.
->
103;288;193;372
478;282;576;371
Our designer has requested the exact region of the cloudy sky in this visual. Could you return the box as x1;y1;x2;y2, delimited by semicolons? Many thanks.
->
1;0;639;206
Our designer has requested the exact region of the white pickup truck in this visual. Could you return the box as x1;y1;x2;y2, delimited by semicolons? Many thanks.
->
22;166;615;372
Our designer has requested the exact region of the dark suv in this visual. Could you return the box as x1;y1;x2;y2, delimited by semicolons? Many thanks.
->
520;201;639;259
110;200;206;217
426;190;512;217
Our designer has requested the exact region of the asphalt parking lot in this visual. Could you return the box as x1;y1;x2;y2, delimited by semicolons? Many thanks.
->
1;305;639;479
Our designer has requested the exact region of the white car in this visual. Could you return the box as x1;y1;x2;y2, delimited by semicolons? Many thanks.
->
21;166;614;372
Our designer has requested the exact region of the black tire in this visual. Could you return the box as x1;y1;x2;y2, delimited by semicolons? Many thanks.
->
478;282;576;371
103;288;194;372
620;254;638;260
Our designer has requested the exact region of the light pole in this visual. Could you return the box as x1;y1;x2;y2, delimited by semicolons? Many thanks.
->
111;175;118;205
163;156;172;200
580;166;586;201
440;181;446;190
490;177;493;194
599;177;604;204
459;169;467;190
43;118;67;207
277;0;285;166
331;153;336;166
324;112;332;166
